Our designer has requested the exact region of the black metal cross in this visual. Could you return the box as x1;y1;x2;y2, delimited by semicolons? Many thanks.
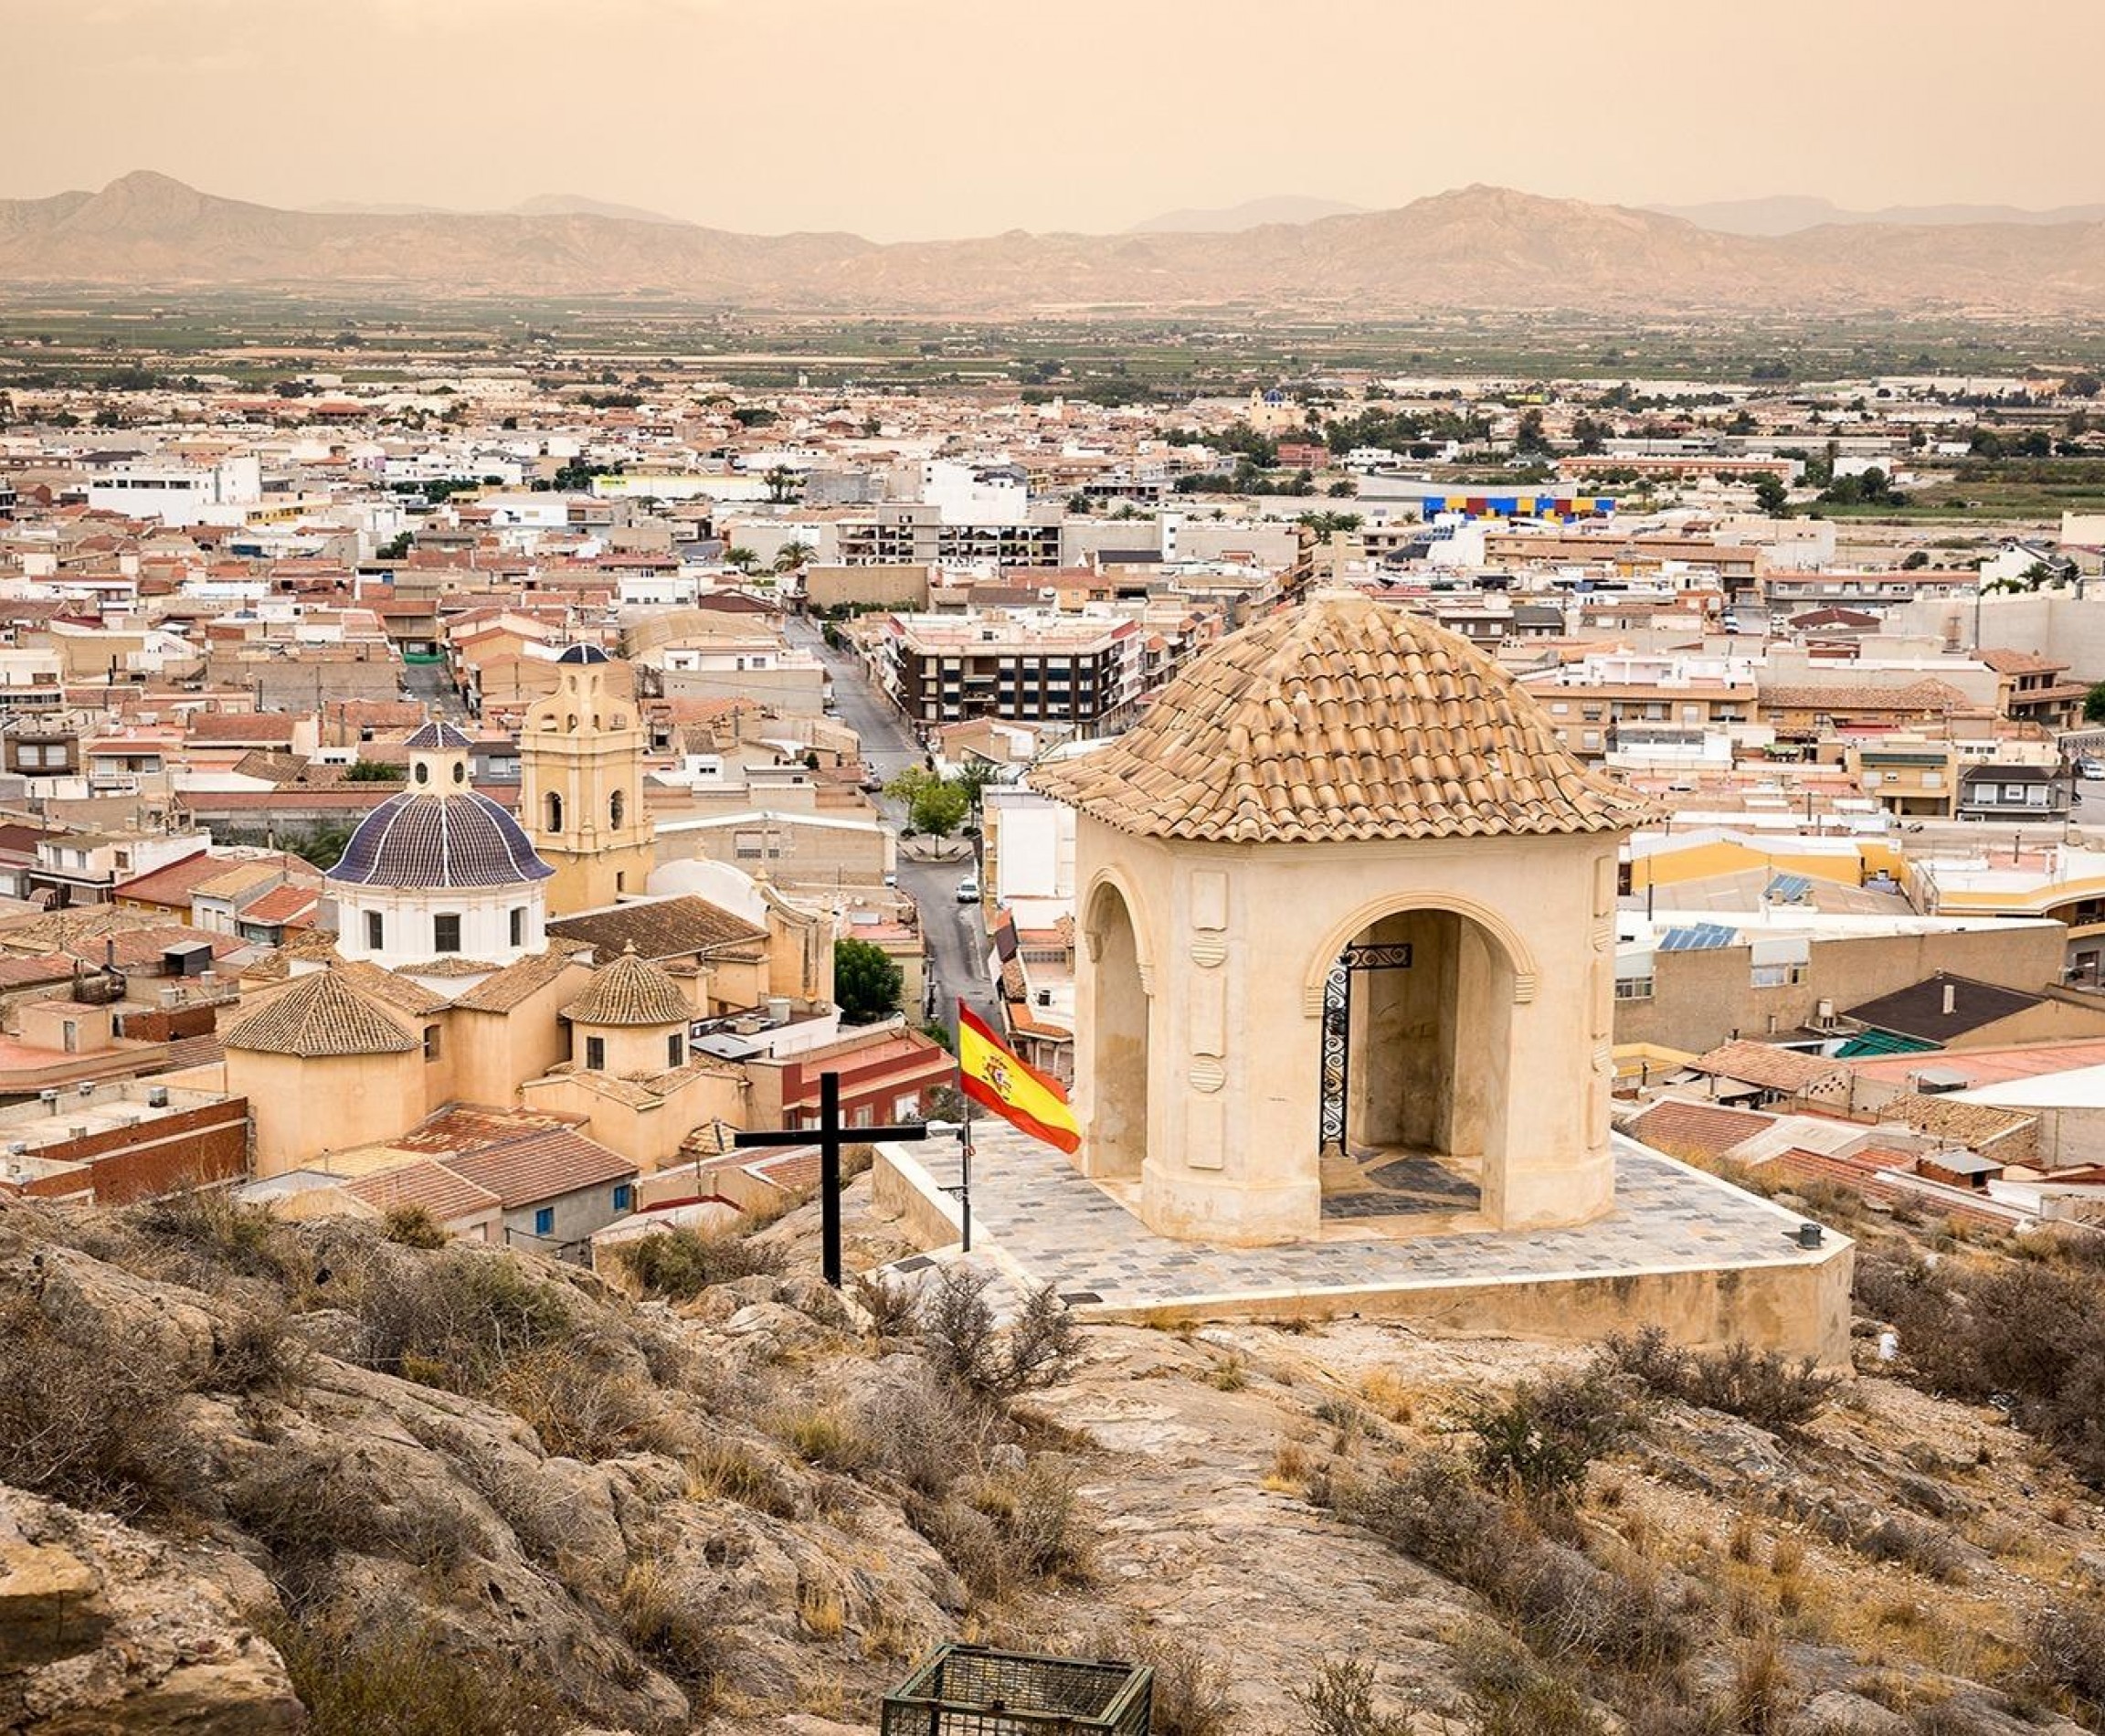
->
734;1070;927;1286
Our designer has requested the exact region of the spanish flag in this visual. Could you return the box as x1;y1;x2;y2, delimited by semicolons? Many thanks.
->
956;1000;1082;1154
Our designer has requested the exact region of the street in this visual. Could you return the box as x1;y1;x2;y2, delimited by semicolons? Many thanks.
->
789;619;1003;1034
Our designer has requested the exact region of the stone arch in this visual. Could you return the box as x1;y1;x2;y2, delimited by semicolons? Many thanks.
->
1317;902;1519;1227
609;788;626;830
1081;864;1157;994
545;789;563;833
1080;874;1152;1181
1301;889;1539;1016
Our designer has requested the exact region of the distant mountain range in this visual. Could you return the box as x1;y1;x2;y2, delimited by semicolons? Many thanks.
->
1647;194;2105;237
307;193;694;227
1129;195;1367;233
5;171;2105;316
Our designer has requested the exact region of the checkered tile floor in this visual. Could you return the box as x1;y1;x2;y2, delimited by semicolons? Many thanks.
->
880;1127;1835;1311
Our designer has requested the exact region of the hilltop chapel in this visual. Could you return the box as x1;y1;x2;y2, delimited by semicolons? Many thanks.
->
1033;589;1657;1245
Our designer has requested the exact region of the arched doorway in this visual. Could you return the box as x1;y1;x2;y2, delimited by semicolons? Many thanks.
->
1083;881;1150;1180
1317;906;1514;1225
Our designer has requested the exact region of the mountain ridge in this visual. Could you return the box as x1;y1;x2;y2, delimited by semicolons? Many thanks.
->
4;171;2104;315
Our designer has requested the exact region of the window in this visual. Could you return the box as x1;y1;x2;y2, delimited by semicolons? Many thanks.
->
613;1183;633;1212
365;910;384;950
533;1207;554;1237
414;760;431;786
545;790;563;832
852;1105;874;1127
509;906;525;948
586;1034;606;1071
610;789;626;828
1614;977;1655;1000
433;913;461;953
422;1024;442;1062
667;1032;684;1068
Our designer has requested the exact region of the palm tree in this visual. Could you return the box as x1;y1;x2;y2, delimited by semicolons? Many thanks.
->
773;539;815;575
725;546;760;574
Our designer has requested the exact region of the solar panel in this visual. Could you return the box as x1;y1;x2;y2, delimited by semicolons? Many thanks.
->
1659;923;1738;952
1766;873;1812;902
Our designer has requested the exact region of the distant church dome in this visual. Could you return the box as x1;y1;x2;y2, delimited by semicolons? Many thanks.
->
555;642;613;665
331;790;553;889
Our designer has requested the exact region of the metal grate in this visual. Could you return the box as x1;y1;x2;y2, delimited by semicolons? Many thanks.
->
883;1644;1153;1736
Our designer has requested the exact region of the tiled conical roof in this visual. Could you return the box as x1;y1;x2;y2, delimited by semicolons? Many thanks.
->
562;942;691;1027
402;719;475;752
222;968;418;1057
1031;592;1654;844
328;790;553;889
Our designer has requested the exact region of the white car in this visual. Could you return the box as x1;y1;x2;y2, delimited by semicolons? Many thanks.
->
955;876;979;904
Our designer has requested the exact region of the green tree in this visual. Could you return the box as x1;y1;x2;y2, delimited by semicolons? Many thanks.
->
1752;475;1791;516
772;539;814;574
764;465;801;503
2086;683;2105;724
725;546;760;574
344;759;406;782
2068;373;2101;399
886;767;970;836
1513;408;1550;456
833;937;904;1024
377;532;414;561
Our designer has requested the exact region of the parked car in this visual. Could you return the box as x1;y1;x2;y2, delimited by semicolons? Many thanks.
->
2079;757;2105;780
956;876;980;904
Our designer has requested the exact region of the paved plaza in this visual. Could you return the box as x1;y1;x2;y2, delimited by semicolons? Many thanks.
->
877;1125;1840;1315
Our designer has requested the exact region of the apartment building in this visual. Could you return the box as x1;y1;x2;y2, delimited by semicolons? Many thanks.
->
1525;651;1759;766
868;610;1145;738
834;502;1063;567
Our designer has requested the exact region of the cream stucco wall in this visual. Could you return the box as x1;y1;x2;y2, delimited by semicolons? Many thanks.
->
1074;814;1622;1245
233;1046;428;1177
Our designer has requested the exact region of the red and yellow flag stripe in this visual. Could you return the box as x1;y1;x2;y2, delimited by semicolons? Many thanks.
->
956;1000;1082;1154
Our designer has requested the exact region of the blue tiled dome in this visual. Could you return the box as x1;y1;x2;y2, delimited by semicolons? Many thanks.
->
329;791;553;888
555;643;612;665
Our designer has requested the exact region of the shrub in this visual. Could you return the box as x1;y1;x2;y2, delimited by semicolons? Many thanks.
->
1599;1328;1839;1434
611;1226;782;1300
1856;1516;1968;1583
774;1400;877;1473
973;1457;1094;1583
134;1185;288;1282
269;1616;569;1736
1088;1623;1233;1736
0;1290;200;1516
853;1271;922;1339
922;1269;1079;1403
491;1337;660;1460
383;1204;449;1249
1292;1657;1407;1736
1458;1368;1638;1503
617;1556;730;1696
204;1307;310;1395
354;1247;574;1392
2026;1600;2105;1717
683;1437;800;1519
860;1364;992;1497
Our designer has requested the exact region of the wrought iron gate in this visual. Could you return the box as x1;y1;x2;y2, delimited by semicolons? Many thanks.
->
1317;942;1414;1153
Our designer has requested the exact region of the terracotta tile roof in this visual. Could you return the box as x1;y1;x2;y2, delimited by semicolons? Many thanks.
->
546;894;767;962
1624;1097;1777;1161
342;1159;502;1224
333;959;452;1017
222;968;418;1056
563;943;692;1027
450;946;589;1013
111;849;218;907
1761;680;1981;715
1691;1042;1845;1094
440;1127;638;1207
240;884;318;926
0;953;78;989
1874;1093;2036;1150
1979;649;2069;675
1031;593;1654;844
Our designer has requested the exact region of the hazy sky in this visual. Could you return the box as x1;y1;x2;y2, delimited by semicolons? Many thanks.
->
7;0;2101;238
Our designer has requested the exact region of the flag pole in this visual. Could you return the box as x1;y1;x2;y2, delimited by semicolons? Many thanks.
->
955;998;973;1254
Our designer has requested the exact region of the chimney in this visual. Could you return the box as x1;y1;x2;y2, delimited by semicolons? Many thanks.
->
1941;981;1957;1018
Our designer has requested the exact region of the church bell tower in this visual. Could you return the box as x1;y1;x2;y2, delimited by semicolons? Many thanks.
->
518;644;655;916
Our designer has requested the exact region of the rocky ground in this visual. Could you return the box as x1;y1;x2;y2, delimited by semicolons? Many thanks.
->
3;1177;2103;1735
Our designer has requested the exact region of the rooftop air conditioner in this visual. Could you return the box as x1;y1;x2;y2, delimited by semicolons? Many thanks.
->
146;1086;168;1108
37;1089;58;1106
79;1082;94;1096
